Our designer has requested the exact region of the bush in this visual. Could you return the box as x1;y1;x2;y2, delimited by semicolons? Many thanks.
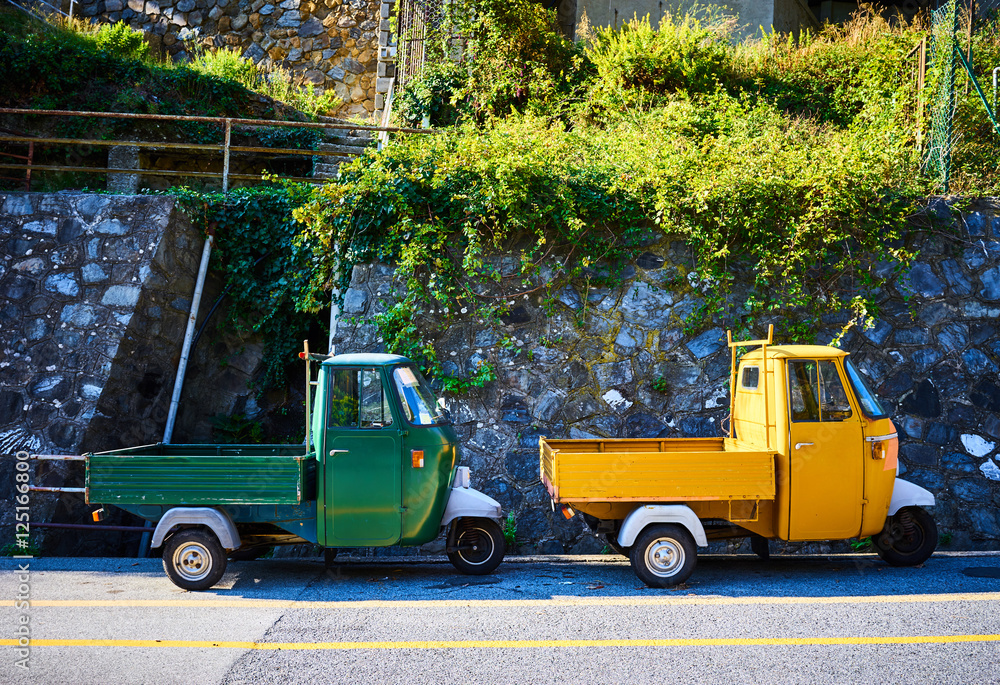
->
456;0;590;121
587;11;733;113
92;21;150;61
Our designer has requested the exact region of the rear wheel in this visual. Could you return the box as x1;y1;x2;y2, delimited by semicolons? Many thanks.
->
872;506;937;567
162;529;227;591
448;518;505;575
630;524;697;588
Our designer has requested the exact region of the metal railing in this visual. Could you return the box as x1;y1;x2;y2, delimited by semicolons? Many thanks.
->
3;0;75;23
0;108;432;190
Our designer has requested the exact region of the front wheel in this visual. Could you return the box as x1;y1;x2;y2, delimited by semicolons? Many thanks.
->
448;518;505;575
162;529;227;591
872;506;937;567
630;524;697;588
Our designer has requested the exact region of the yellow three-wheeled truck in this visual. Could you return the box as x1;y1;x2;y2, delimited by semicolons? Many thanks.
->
541;327;936;587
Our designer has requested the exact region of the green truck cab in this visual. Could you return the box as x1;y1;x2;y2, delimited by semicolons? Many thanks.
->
70;352;505;590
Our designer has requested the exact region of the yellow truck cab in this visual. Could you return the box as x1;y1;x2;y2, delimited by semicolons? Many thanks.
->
541;327;936;587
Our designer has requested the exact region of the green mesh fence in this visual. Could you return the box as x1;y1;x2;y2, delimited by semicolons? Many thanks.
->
925;0;960;192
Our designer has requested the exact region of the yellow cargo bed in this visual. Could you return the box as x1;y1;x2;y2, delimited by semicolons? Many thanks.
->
540;437;776;503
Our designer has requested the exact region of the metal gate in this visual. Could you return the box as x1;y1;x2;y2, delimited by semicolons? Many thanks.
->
394;0;468;90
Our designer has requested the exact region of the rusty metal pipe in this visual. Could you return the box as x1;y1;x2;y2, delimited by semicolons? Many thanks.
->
0;107;433;134
32;522;151;533
0;135;356;158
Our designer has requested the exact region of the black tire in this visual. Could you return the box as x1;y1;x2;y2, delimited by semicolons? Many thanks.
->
448;518;505;575
162;529;227;591
750;534;770;560
872;506;937;567
629;524;697;588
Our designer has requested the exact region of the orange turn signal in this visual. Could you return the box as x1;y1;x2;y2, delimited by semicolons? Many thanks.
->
412;450;425;468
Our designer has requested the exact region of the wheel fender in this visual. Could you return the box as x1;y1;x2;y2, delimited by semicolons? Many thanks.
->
441;487;502;527
618;505;708;548
888;478;936;516
150;507;241;551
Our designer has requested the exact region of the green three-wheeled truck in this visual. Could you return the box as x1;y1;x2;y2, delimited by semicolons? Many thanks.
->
31;351;505;590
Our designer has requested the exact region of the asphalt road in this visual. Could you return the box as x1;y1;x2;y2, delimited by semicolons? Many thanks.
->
2;551;1000;684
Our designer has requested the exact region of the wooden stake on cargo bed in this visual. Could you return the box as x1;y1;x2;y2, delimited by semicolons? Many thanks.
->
304;340;312;451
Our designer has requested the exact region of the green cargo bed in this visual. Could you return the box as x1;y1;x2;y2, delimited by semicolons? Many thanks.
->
85;443;315;506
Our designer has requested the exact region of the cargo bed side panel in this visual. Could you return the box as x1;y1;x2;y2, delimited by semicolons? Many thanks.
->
86;454;311;505
543;440;776;503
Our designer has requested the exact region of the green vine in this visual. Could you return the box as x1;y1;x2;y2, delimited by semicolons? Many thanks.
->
170;183;325;390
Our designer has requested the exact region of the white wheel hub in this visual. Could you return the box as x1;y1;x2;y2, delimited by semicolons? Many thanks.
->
645;538;685;577
174;542;212;581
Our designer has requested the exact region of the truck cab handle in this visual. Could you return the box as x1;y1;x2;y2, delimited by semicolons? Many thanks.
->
329;450;350;456
794;442;814;450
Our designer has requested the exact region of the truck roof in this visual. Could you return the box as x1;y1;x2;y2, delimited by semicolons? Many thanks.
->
322;353;410;366
741;345;848;360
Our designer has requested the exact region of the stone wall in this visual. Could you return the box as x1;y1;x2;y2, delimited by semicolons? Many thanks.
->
0;192;274;554
70;0;383;118
334;200;1000;554
4;192;1000;556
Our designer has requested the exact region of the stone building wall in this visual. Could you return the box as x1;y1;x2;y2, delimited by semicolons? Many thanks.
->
70;0;383;118
0;192;275;554
334;200;1000;554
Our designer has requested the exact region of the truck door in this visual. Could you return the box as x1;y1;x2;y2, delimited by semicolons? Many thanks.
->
322;367;401;546
787;359;865;540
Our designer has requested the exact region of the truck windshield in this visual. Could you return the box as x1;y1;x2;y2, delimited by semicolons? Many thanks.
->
392;366;448;426
843;358;889;420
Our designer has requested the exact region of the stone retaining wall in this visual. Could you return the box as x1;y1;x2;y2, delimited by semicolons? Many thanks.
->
70;0;384;118
335;200;1000;554
0;192;272;554
3;192;999;556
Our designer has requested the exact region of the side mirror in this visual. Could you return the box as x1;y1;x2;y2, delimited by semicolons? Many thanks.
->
437;397;446;410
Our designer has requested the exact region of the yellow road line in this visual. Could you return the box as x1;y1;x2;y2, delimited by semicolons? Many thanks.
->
1;592;999;610
1;635;1000;650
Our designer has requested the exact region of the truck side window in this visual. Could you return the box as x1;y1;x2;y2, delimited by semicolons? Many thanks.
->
359;369;393;428
741;366;760;389
789;360;853;422
327;369;359;427
818;362;853;421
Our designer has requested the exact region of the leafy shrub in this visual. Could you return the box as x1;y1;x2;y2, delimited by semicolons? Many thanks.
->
190;46;262;88
93;21;150;61
455;0;591;121
171;183;322;389
189;48;341;118
587;11;733;113
397;61;469;128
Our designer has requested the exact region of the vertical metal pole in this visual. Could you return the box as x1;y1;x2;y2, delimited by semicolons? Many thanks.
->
993;66;999;117
917;38;927;151
727;330;736;439
222;118;232;193
328;253;341;355
944;1;960;193
25;142;33;191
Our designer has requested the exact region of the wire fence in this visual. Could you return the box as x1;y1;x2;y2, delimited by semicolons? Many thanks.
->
925;0;962;191
394;0;469;91
922;0;1000;192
